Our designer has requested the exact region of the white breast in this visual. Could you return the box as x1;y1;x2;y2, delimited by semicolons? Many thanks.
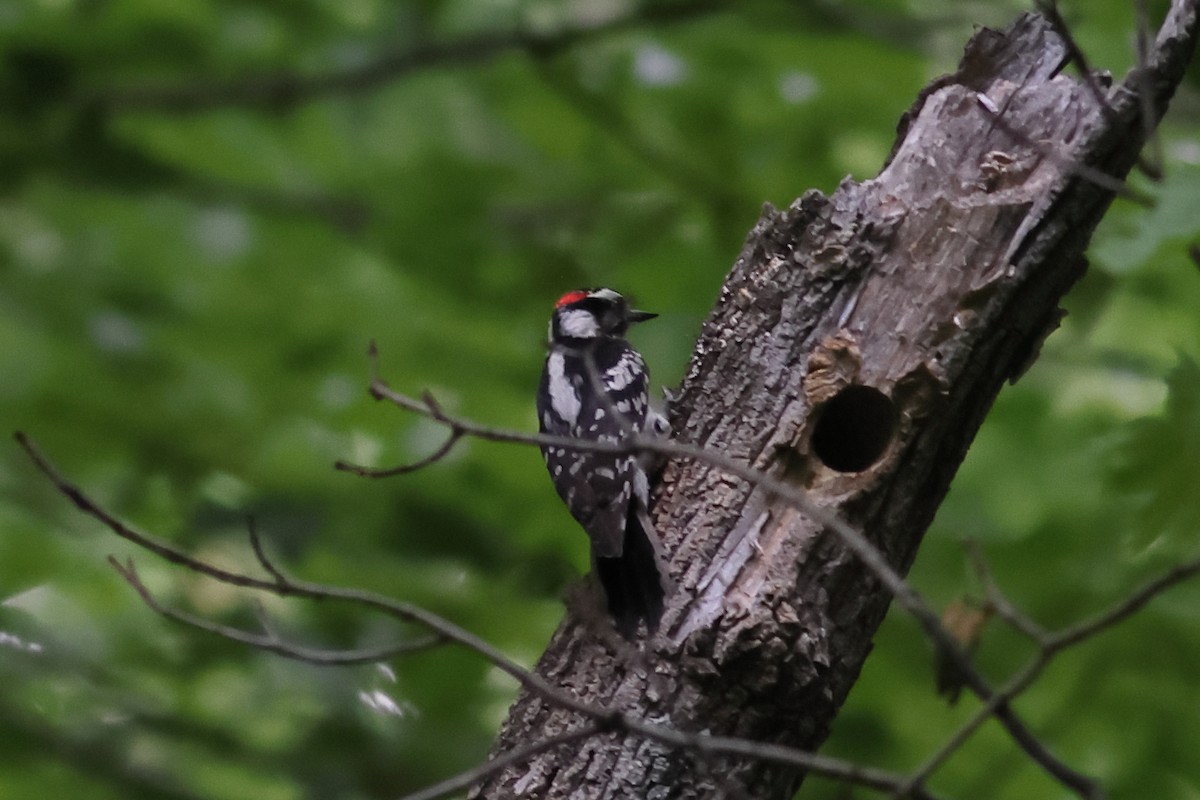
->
546;350;581;424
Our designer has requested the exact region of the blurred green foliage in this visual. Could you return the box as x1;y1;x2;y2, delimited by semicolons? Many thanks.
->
1;1;1198;798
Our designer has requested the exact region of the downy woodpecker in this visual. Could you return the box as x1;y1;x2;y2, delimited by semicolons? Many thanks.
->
537;288;671;637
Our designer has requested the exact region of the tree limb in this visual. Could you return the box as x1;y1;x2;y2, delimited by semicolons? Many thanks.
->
15;3;1199;799
472;4;1200;798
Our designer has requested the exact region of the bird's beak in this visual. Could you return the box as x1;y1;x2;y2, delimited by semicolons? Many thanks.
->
627;309;658;324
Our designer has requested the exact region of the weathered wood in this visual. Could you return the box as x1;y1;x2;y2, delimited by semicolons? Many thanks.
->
473;5;1198;798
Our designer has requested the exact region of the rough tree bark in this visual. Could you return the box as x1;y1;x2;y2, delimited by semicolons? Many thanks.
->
473;5;1198;798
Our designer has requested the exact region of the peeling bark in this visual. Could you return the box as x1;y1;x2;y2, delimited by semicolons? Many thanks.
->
473;6;1199;798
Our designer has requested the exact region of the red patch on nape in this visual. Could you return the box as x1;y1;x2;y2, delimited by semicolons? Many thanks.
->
555;290;589;308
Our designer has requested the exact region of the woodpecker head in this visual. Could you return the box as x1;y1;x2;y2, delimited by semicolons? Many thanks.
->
548;288;657;344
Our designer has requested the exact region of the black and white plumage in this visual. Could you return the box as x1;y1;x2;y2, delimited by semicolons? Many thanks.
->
537;288;671;637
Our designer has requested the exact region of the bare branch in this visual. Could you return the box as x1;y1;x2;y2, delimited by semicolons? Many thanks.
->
899;550;1200;797
336;430;463;477
394;724;604;800
108;555;445;665
1033;0;1160;181
248;516;288;585
1034;0;1121;117
14;433;551;693
1133;0;1165;179
648;727;947;800
15;431;266;585
1048;556;1200;652
965;540;1047;644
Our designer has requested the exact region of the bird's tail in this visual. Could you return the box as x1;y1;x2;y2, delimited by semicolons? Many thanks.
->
594;505;671;638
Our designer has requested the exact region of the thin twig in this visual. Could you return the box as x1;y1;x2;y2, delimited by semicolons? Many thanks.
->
1048;557;1200;652
898;552;1200;798
1034;0;1159;180
964;540;1047;644
248;516;288;585
1034;1;1120;118
109;555;445;665
1132;0;1165;180
14;434;550;694
336;430;463;477
658;727;948;800
394;723;604;800
895;654;1044;799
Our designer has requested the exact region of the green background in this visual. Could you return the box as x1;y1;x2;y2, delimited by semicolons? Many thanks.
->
2;1;1199;798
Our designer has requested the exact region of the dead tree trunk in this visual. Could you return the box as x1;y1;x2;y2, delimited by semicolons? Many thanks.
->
473;6;1198;798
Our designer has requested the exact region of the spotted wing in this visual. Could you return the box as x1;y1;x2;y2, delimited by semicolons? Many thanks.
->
538;341;650;559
